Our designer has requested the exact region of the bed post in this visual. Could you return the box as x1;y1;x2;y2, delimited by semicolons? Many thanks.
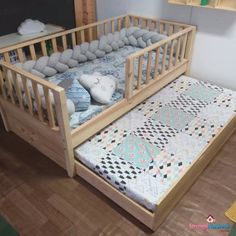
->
184;26;196;76
53;88;75;177
125;15;131;28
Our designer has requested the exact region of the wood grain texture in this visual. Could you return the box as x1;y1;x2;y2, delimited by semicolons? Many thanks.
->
0;119;235;235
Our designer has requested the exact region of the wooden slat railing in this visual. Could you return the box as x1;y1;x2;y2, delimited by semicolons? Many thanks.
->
0;15;128;63
124;26;196;99
0;61;64;130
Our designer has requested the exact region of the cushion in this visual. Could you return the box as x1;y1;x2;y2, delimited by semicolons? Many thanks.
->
78;73;116;105
60;50;73;64
66;99;76;116
34;56;49;72
54;62;69;73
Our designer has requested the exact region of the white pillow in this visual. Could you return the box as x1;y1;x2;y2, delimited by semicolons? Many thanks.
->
78;74;117;105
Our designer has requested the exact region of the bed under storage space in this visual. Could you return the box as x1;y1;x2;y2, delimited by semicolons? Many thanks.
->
74;75;236;229
1;14;234;230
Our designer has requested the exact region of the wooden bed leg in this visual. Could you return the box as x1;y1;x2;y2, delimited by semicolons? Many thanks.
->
184;26;196;76
54;89;75;178
0;104;9;132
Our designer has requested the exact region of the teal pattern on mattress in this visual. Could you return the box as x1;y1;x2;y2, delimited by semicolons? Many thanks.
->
75;76;236;211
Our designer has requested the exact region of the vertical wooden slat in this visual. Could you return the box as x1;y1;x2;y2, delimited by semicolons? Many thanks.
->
22;77;33;115
3;53;10;63
43;87;56;128
41;41;47;56
3;68;15;104
137;56;144;90
160;23;164;34
168;40;175;70
161;43;168;74
118;19;122;31
154;47;161;79
32;81;44;122
153;21;158;31
17;48;25;63
97;25;101;38
150;21;155;31
146;51;152;84
89;28;93;42
104;22;108;34
71;32;77;47
174;37;181;66
134;18;139;27
62;35;67;50
168;24;174;36
52;38;58;52
180;33;188;62
111;20;115;33
29;45;37;60
131;16;135;26
125;16;131;28
142;19;147;29
12;72;24;110
125;58;134;99
0;70;7;99
80;30;85;43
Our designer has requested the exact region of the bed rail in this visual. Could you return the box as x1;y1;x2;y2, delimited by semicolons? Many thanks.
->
0;61;62;129
0;61;74;176
0;15;128;63
125;25;196;100
127;14;192;35
0;14;193;64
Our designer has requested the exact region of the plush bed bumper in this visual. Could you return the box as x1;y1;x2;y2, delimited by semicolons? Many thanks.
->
74;75;236;211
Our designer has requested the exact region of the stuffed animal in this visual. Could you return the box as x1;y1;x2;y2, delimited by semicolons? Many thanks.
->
78;73;117;105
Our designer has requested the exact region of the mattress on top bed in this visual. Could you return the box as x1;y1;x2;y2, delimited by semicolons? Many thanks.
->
48;46;139;128
48;45;164;128
75;75;236;211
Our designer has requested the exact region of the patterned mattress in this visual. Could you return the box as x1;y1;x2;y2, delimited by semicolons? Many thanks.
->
75;75;236;211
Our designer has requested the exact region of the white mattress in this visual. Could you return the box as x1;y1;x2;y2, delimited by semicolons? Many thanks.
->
75;75;236;211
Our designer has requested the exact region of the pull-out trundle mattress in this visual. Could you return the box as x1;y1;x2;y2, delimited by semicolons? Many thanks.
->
75;75;236;215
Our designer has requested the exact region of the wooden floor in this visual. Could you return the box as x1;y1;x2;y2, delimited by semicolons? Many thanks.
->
0;120;235;236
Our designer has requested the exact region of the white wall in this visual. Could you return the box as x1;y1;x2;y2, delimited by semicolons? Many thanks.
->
96;0;236;90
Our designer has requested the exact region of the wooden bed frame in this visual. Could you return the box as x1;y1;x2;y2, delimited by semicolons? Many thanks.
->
3;14;227;230
0;14;196;176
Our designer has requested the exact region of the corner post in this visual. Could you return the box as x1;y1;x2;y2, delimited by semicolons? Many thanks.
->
185;26;196;76
53;88;75;177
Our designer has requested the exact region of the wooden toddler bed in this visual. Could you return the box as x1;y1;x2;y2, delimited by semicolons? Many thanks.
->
4;14;232;231
0;14;196;177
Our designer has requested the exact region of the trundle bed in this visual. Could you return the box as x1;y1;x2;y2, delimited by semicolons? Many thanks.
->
1;14;235;230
